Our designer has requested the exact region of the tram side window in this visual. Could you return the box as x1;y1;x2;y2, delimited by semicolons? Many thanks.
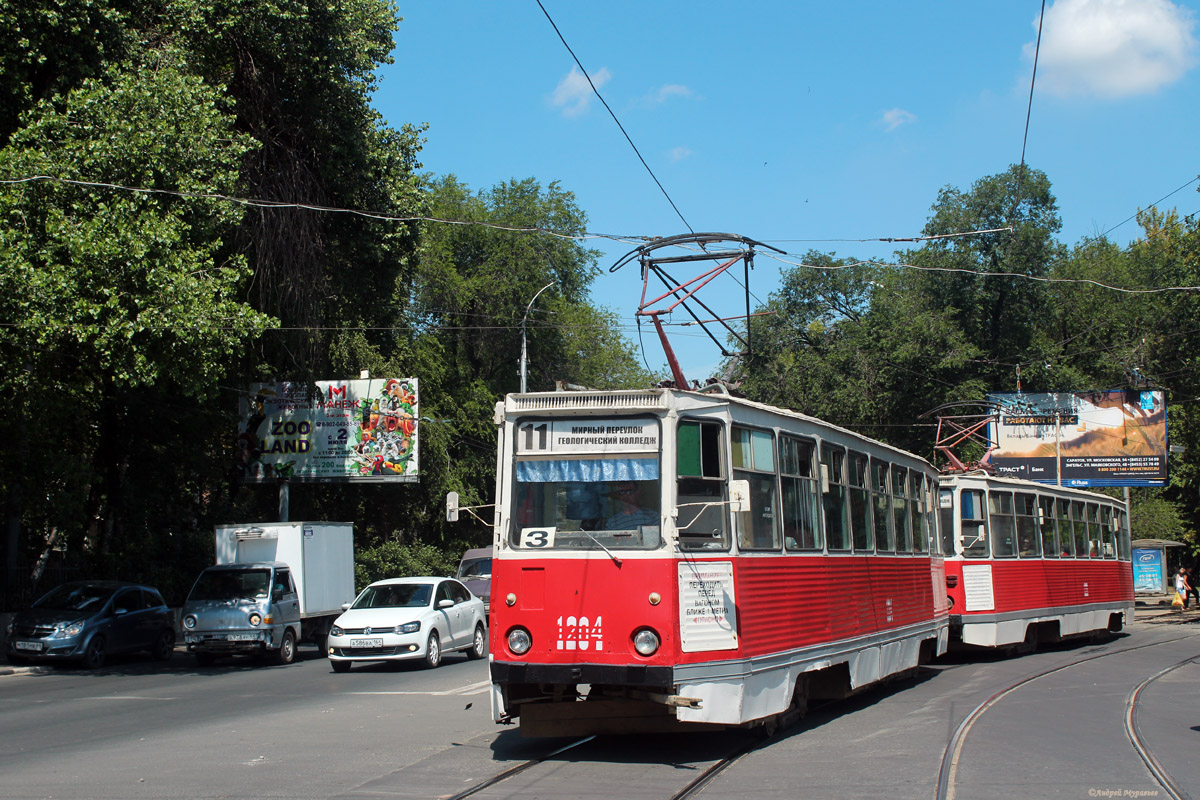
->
989;491;1016;557
1071;500;1088;557
910;473;929;554
848;452;872;552
939;489;956;556
1117;509;1131;560
781;436;822;551
871;460;894;552
1099;506;1116;558
1015;493;1040;557
1086;502;1101;557
676;420;729;551
821;444;850;551
892;466;911;553
1038;496;1059;558
1058;499;1075;556
961;489;988;558
732;427;780;551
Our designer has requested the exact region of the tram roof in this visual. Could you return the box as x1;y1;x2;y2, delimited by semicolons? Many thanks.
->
501;387;934;470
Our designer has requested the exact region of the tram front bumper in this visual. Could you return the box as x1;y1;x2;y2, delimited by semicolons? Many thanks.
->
490;660;673;687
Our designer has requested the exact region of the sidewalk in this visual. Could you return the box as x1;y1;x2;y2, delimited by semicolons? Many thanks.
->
1134;594;1200;624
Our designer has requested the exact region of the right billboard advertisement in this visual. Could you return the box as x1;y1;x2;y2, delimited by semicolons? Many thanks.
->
988;390;1167;487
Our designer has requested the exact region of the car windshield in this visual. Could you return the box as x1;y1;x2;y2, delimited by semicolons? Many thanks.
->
33;584;116;612
187;569;271;602
457;558;492;579
353;583;432;609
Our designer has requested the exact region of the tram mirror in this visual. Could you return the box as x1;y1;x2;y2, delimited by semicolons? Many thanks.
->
446;492;460;522
729;479;751;513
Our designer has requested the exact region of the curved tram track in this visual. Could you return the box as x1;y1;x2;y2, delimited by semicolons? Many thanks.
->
936;632;1200;800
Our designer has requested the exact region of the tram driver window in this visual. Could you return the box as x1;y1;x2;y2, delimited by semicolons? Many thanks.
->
676;420;729;551
960;489;988;558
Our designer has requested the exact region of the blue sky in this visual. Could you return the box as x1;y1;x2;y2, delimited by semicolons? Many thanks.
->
374;1;1200;379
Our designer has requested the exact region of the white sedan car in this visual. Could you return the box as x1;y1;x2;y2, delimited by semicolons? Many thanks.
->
327;577;487;672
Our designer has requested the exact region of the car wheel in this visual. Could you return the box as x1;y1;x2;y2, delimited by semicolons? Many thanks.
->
151;629;175;661
331;660;351;673
195;652;217;667
423;631;441;669
81;636;106;670
273;629;296;666
467;623;486;660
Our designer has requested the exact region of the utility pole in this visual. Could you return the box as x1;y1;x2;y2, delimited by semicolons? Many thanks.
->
520;283;554;393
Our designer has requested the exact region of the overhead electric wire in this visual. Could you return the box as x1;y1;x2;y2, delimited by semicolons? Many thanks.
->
1013;0;1046;207
534;0;694;235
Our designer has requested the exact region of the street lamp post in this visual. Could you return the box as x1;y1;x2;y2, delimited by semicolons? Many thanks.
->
520;282;555;393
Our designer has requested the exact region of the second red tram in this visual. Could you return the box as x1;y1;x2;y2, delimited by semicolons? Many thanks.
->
938;471;1134;649
486;387;949;736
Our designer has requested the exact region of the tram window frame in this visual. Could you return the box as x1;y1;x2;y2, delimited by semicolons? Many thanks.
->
960;489;988;558
939;489;956;556
1099;505;1116;558
848;451;872;552
1038;495;1059;558
732;426;780;551
676;419;730;552
781;435;822;551
1057;499;1075;556
1015;493;1040;557
871;459;894;553
988;491;1017;557
910;473;928;554
1070;500;1088;557
892;465;912;553
821;443;851;552
1085;502;1102;557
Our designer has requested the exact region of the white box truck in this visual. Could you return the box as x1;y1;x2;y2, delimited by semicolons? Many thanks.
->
181;522;354;666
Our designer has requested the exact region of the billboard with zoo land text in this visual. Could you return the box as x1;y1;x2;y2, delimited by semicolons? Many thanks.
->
236;379;419;483
987;390;1166;487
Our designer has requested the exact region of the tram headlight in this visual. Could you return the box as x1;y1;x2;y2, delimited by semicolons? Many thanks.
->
507;627;532;655
633;628;660;657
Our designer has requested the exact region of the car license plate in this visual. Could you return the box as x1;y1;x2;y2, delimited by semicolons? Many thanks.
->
226;633;256;641
14;640;43;652
350;638;383;648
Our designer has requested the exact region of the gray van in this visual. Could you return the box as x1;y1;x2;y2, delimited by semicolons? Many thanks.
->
456;548;493;616
180;562;300;666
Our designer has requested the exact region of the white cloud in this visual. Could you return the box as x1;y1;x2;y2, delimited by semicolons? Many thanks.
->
669;146;693;162
551;65;612;117
1028;0;1198;98
881;108;917;131
643;83;694;107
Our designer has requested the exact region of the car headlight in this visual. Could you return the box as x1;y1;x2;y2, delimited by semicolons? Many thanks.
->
397;621;420;634
248;613;263;627
633;628;660;656
330;624;344;637
55;621;85;638
507;627;532;655
182;615;197;630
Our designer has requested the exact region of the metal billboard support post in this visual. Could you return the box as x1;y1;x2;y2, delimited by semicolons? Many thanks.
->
279;479;289;523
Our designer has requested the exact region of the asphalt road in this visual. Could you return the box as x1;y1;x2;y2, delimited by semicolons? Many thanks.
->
2;618;1197;800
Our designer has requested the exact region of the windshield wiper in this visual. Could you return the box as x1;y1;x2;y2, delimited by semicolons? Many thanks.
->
581;530;623;568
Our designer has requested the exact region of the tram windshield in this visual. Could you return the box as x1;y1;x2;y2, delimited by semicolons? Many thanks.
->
511;457;662;550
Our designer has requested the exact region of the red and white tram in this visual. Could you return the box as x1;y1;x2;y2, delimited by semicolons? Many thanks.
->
486;387;949;736
938;471;1134;649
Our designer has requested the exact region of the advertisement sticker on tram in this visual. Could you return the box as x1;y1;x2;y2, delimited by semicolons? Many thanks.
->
678;561;738;652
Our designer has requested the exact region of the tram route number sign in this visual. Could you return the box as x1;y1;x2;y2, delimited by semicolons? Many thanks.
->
678;561;738;653
516;419;660;454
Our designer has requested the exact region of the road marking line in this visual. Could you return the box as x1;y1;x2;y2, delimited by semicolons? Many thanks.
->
350;680;491;697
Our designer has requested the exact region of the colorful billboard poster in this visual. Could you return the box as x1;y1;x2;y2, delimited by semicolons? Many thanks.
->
236;379;419;483
987;390;1166;487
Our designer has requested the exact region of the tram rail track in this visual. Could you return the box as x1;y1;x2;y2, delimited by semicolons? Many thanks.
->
935;632;1200;800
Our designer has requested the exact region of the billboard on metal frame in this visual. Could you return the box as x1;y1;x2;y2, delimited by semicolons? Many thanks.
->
236;379;419;483
987;389;1166;487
